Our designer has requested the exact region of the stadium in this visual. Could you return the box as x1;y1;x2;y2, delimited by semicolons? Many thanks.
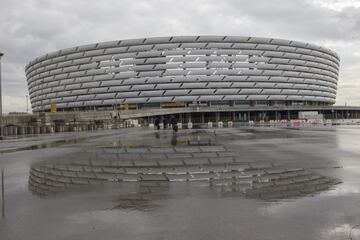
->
26;35;339;114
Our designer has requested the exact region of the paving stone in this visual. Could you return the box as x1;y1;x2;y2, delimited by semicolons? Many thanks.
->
102;167;125;174
61;171;78;178
139;174;169;181
249;162;273;169
77;172;97;178
109;159;133;167
97;153;120;160
167;153;192;159
103;148;127;153
192;152;218;158
172;165;201;173
47;186;62;192
117;153;142;160
218;171;250;179
115;172;137;179
244;169;267;176
252;181;274;188
260;174;281;181
53;165;68;171
83;166;103;172
149;148;176;153
141;153;166;159
71;178;90;184
308;175;323;180
275;178;294;185
157;158;185;166
293;175;311;183
315;184;330;191
201;165;227;172
133;159;158;167
67;165;84;172
183;158;209;165
31;171;45;178
174;147;202;153
90;159;112;166
52;182;66;188
264;169;287;174
209;157;235;164
146;167;175;174
49;169;63;176
126;148;150;153
191;172;217;180
166;173;191;181
95;172;117;180
200;146;226;152
284;183;306;191
56;176;72;183
72;159;91;165
124;167;150;174
279;171;304;178
138;180;164;187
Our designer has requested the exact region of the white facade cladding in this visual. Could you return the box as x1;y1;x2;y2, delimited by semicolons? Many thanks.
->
25;36;340;112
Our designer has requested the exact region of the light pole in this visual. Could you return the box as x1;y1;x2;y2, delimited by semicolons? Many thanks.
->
26;95;29;113
0;53;4;140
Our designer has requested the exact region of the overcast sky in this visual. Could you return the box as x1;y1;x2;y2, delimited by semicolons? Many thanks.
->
1;0;360;113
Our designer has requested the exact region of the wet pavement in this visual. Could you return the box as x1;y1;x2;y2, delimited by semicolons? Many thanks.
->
1;126;360;239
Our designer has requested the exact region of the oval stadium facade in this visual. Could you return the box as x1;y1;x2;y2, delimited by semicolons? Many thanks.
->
25;36;340;112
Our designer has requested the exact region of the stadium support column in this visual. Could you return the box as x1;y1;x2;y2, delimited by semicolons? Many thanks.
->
215;112;220;122
186;112;191;123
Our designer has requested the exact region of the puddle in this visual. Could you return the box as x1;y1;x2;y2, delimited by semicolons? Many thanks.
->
28;144;341;202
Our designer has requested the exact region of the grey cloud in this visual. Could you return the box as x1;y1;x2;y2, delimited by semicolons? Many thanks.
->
1;0;360;112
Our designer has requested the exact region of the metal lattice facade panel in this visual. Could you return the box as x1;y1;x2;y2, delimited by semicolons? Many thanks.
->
25;35;340;112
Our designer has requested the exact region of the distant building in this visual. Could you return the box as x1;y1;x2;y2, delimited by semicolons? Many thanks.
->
8;112;29;115
26;36;339;113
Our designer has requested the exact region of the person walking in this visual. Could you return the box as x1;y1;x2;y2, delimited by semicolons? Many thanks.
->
170;115;178;133
154;117;160;130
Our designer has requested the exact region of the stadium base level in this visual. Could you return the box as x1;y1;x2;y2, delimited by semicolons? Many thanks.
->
117;106;360;123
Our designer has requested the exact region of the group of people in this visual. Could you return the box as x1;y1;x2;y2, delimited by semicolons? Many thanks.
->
154;116;178;132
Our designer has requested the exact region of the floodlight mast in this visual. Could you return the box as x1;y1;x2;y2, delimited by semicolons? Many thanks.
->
0;53;3;140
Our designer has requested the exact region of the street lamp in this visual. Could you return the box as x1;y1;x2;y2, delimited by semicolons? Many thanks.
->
0;53;4;140
26;95;29;113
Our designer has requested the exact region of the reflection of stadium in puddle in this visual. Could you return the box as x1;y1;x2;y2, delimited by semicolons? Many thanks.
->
29;144;341;205
105;130;215;148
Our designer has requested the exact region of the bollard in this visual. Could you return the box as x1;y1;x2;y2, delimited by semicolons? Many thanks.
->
187;122;193;129
149;123;154;128
177;123;182;129
227;121;233;128
217;121;223;128
208;122;213;128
